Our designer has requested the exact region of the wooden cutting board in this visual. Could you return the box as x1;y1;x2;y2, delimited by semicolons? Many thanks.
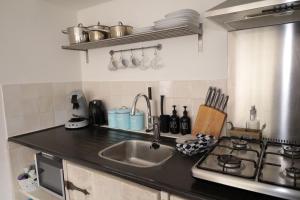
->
192;105;227;138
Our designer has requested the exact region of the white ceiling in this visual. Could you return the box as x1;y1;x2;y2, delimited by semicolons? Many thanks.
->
46;0;111;10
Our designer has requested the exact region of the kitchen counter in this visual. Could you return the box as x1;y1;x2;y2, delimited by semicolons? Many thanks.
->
9;126;284;200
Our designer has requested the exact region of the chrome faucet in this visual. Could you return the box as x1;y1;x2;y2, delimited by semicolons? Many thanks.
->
131;93;161;148
131;93;153;130
152;116;160;143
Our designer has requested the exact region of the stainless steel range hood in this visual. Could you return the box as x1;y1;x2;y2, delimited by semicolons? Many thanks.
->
206;0;300;31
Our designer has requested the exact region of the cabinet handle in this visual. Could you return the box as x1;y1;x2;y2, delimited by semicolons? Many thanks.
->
65;181;90;195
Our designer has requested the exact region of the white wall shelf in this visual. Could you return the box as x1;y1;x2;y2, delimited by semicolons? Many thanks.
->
61;24;202;63
62;24;202;51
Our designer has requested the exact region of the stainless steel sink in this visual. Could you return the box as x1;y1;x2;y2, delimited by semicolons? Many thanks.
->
98;140;174;168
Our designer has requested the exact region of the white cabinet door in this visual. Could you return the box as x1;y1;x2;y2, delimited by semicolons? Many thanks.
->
92;169;160;200
63;161;160;200
63;161;94;200
170;194;189;200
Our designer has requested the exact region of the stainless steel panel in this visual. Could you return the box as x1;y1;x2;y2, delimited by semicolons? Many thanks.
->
228;22;300;143
225;10;300;31
207;0;262;11
207;0;300;16
206;0;300;31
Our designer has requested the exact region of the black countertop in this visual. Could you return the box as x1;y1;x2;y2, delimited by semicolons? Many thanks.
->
8;126;284;200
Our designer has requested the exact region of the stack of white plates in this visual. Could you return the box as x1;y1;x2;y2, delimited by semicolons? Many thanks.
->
154;9;200;30
132;26;154;34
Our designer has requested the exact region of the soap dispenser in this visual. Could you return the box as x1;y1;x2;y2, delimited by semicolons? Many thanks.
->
169;105;180;134
180;106;191;135
246;105;260;130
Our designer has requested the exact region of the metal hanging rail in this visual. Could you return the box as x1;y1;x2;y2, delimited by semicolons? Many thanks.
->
109;44;162;55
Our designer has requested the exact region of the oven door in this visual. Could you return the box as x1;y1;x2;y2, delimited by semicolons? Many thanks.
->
35;152;65;199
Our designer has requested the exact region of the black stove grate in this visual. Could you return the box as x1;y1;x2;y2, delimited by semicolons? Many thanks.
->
217;144;261;158
258;161;300;190
196;137;262;179
196;153;258;179
258;142;300;190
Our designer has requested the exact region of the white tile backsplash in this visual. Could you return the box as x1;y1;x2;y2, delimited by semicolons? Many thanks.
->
53;95;67;111
39;111;55;129
83;80;227;130
2;80;227;137
37;83;53;98
52;83;67;97
37;96;53;113
54;110;68;126
22;98;39;115
2;82;82;137
6;115;24;137
20;84;40;100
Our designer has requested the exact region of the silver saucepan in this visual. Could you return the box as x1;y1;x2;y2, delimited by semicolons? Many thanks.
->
110;21;133;38
62;23;88;44
87;22;110;42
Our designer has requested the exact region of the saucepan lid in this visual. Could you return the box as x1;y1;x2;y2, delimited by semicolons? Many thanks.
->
87;21;110;33
116;106;131;114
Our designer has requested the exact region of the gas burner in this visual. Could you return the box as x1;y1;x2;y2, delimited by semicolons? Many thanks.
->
285;167;300;179
282;145;300;158
217;154;242;169
231;139;248;150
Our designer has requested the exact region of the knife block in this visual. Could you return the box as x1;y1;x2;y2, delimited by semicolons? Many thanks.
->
192;105;227;138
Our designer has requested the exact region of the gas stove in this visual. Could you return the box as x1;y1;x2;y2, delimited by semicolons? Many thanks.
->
192;137;300;200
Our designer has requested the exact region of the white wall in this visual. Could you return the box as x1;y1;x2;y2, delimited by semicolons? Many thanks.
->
0;0;82;199
78;0;227;81
0;0;228;199
0;87;13;200
0;0;81;84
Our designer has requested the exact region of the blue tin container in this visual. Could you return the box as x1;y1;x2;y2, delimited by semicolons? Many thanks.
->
130;111;145;131
108;109;118;128
116;107;131;130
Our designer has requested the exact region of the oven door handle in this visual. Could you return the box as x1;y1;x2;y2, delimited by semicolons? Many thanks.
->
65;181;90;195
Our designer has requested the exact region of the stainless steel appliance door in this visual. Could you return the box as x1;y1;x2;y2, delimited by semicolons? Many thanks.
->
35;153;65;199
228;22;300;143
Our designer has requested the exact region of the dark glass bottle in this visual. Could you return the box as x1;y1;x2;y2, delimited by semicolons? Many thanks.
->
180;106;191;135
169;105;180;134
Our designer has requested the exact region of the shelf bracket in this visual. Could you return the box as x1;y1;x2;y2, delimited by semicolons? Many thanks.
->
197;24;203;53
85;50;89;64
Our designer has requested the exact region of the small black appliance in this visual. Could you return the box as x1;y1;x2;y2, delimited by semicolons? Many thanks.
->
89;100;107;126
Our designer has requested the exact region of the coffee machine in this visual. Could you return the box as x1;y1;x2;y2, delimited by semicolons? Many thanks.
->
65;90;89;129
89;100;107;126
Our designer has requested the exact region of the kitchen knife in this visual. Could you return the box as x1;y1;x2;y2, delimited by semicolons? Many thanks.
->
204;87;213;106
208;87;217;107
216;94;225;110
212;89;221;108
221;95;229;111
